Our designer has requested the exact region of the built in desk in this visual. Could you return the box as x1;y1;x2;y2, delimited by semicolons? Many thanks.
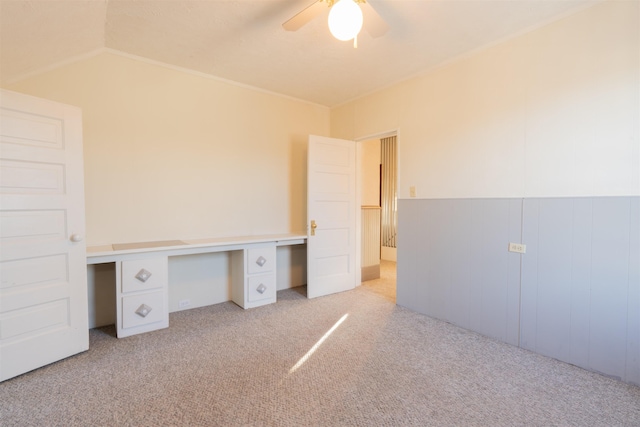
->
86;234;306;338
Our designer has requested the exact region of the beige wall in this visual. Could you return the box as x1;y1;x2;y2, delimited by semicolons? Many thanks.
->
361;138;381;206
7;51;329;244
331;1;639;199
6;51;329;324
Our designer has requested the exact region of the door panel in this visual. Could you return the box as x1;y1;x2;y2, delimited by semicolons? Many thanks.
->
307;135;357;298
0;89;88;382
0;159;65;194
0;109;63;148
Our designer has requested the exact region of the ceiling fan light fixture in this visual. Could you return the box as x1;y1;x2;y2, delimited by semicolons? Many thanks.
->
328;0;363;41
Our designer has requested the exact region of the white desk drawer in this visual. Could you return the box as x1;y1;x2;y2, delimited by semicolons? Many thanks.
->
247;274;276;303
246;246;275;275
121;290;166;329
121;257;168;293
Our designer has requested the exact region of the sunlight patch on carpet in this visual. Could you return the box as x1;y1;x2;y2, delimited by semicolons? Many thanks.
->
288;313;349;375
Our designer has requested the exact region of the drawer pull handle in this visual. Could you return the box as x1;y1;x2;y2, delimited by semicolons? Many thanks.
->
256;256;267;267
135;304;152;318
256;283;267;294
135;269;152;283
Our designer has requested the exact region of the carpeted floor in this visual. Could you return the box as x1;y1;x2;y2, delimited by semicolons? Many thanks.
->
2;272;639;426
362;260;396;302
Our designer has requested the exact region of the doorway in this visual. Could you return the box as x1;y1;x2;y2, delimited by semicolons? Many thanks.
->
358;132;397;302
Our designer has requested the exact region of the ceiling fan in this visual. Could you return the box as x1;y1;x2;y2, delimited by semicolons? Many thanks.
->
282;0;389;46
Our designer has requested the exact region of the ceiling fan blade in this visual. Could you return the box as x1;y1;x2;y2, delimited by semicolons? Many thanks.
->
361;1;389;38
282;1;327;32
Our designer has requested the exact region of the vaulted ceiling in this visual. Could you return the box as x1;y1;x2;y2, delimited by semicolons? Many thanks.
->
0;0;600;106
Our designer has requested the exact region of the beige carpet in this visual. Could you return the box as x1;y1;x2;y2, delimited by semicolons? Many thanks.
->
362;260;396;302
2;280;639;426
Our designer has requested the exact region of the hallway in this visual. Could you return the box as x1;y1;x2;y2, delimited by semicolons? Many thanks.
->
361;260;396;303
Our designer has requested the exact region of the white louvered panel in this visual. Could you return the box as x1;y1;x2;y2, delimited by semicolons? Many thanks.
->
361;207;380;268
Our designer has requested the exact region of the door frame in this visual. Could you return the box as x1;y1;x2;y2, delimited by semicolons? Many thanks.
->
355;129;399;280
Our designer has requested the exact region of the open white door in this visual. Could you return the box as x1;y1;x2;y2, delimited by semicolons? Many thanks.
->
0;90;88;382
307;135;357;298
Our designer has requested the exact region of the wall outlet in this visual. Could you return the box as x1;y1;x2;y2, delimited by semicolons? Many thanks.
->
409;186;417;198
508;243;526;254
179;299;191;309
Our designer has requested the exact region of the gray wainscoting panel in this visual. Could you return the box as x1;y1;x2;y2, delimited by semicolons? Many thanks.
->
589;197;632;380
506;199;523;346
534;198;575;362
398;196;639;385
519;199;539;352
419;199;453;322
466;199;521;345
397;199;420;313
521;197;637;382
397;198;521;346
448;199;476;331
627;197;640;385
521;198;591;365
569;198;593;370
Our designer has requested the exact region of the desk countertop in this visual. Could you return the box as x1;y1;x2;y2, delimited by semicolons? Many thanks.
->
86;233;307;264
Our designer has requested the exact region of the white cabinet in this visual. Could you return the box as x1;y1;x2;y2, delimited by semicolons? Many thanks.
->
86;234;307;338
116;257;169;338
231;245;276;309
246;274;276;304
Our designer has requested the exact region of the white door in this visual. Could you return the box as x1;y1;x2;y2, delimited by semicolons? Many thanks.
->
0;89;88;382
307;135;358;298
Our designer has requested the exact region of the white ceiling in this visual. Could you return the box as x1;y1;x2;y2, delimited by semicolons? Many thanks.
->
0;0;600;107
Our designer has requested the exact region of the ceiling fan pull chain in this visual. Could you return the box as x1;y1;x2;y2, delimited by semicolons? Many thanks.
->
354;34;358;49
